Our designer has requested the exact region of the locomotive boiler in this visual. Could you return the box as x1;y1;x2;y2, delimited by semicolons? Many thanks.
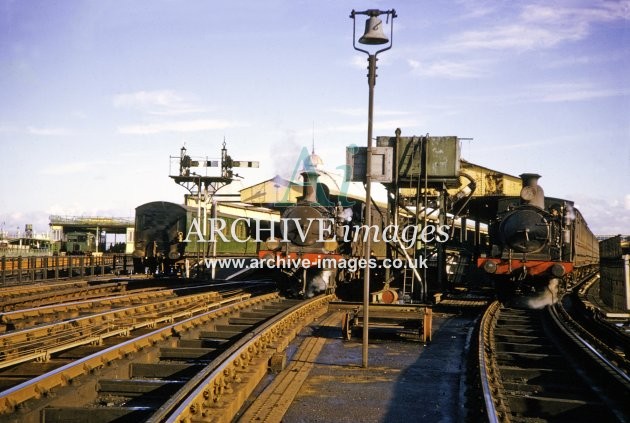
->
477;173;599;299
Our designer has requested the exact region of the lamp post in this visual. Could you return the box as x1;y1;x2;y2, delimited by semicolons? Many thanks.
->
350;8;396;368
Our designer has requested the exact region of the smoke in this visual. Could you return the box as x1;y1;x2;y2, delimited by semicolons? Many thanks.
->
526;278;560;309
305;270;331;298
271;131;303;179
564;204;576;222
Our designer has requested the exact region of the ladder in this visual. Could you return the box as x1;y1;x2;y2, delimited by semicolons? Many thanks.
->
394;237;423;302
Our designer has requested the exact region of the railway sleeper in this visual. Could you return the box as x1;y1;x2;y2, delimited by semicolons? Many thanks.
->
505;394;609;422
129;362;205;379
502;380;596;397
495;340;555;354
159;347;217;361
215;323;252;332
42;406;153;423
238;310;278;319
199;330;243;340
493;327;546;337
499;366;584;383
228;317;262;325
494;333;546;343
496;351;566;368
97;378;185;397
177;338;225;349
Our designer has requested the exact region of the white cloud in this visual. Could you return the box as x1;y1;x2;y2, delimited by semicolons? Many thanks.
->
40;160;118;176
465;82;630;106
351;56;366;69
40;163;91;175
570;193;630;235
407;59;489;79
27;126;70;136
117;119;244;135
0;211;50;235
324;118;422;134
539;87;630;103
0;124;17;133
470;139;556;152
112;90;207;115
521;3;630;25
442;24;586;52
328;108;411;117
517;82;630;103
328;107;364;117
441;2;629;53
453;1;496;21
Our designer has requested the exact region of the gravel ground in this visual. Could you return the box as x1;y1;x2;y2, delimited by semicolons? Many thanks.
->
281;311;477;423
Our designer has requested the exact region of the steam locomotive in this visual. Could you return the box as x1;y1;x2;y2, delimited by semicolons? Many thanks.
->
476;173;599;298
257;167;384;297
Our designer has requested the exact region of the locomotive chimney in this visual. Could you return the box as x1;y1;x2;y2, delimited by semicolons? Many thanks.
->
300;170;319;204
299;149;323;204
519;173;545;209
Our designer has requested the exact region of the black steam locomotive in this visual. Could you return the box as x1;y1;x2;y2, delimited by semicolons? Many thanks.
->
477;173;599;298
257;168;385;298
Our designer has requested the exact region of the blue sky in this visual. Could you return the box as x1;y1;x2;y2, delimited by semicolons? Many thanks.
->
1;0;628;236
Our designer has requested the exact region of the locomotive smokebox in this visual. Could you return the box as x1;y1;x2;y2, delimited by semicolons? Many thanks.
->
519;173;545;209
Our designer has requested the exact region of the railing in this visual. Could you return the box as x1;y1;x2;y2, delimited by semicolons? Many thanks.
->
0;254;135;285
0;247;52;257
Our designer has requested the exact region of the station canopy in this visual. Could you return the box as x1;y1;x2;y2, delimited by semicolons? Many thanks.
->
49;215;133;234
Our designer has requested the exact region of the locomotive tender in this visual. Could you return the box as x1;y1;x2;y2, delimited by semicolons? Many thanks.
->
477;173;599;296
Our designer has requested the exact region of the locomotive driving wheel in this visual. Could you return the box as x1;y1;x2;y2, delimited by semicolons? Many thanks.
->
341;312;353;341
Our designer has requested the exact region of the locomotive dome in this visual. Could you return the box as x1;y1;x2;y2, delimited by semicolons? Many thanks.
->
303;150;324;172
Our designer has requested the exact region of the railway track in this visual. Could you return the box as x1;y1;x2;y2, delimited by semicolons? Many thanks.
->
0;289;227;370
0;281;130;313
0;290;333;422
479;300;630;422
0;287;173;331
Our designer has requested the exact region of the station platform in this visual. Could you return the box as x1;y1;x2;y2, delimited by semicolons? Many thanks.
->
238;307;479;422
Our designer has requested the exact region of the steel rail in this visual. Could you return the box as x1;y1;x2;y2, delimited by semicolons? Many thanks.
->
0;292;274;415
1;281;128;311
549;302;630;384
0;289;222;369
156;294;334;423
479;294;629;422
0;280;88;297
478;300;503;423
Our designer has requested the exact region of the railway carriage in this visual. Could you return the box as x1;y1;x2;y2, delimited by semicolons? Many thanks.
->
132;201;279;275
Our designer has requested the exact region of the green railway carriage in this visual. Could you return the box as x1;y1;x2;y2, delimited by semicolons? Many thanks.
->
132;201;279;274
